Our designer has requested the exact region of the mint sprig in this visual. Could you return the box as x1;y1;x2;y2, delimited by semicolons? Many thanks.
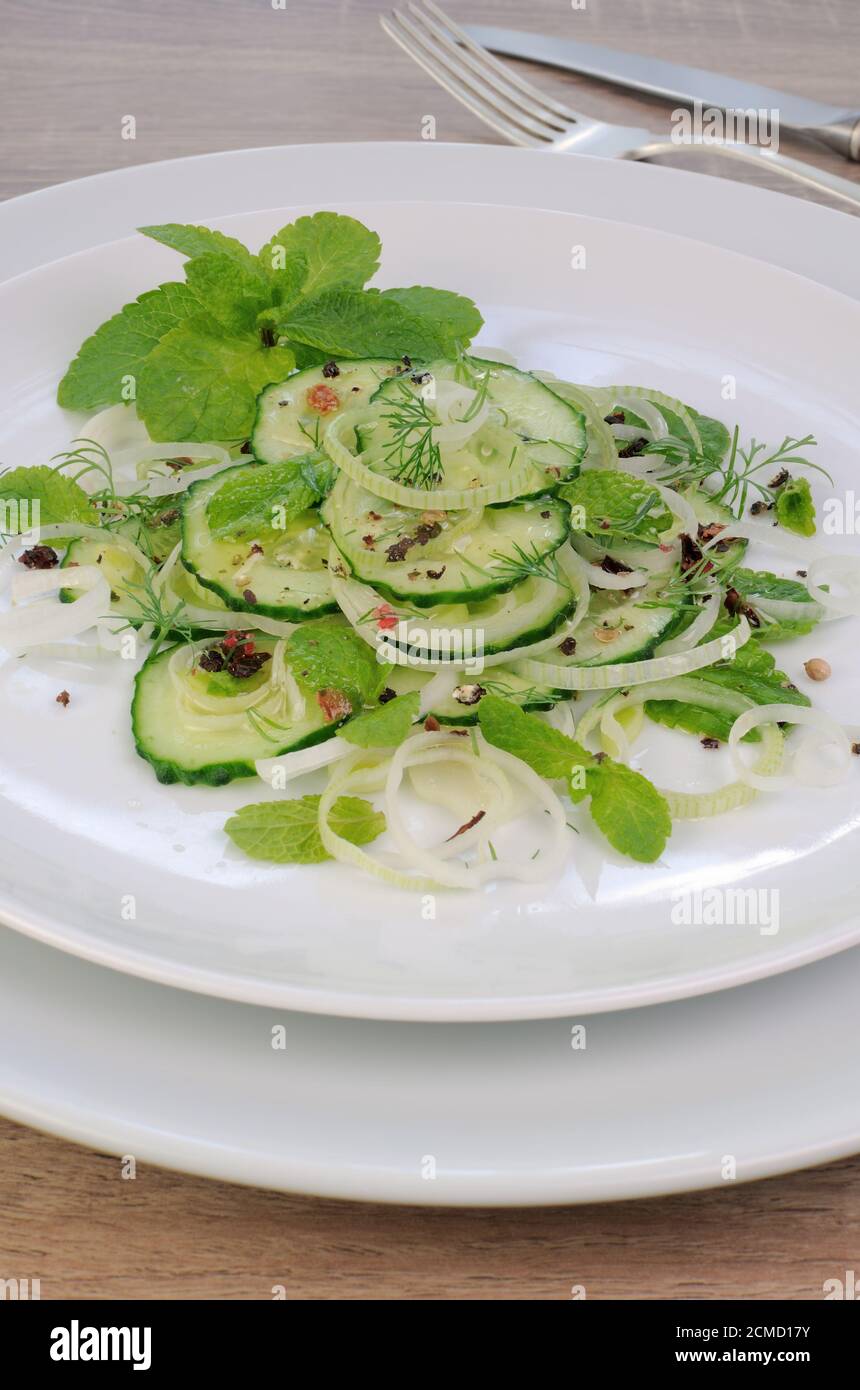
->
477;696;671;863
57;212;483;442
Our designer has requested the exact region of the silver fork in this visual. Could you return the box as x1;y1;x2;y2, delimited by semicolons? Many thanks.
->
381;0;860;212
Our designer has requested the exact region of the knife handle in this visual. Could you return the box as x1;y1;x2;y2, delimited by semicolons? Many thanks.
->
633;137;860;212
806;117;860;162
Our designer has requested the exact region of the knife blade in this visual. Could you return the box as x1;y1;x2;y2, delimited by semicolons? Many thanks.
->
463;25;860;160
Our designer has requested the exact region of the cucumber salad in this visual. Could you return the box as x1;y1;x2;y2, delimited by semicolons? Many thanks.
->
1;212;858;890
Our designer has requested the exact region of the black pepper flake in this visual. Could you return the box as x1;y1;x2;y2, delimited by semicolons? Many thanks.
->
227;651;271;680
386;536;415;563
540;510;551;519
600;554;633;576
617;437;648;458
725;587;761;628
768;467;790;490
379;687;397;704
242;588;257;605
679;532;704;574
56;689;70;707
240;440;252;454
604;410;625;424
321;360;340;378
701;736;721;750
852;742;860;756
426;567;446;580
558;636;577;656
250;542;264;556
157;508;179;527
796;569;807;578
19;544;58;569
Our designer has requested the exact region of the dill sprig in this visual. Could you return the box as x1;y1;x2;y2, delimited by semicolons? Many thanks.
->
114;568;192;658
379;379;442;490
480;678;554;706
245;705;289;743
486;541;572;590
51;438;116;496
642;428;831;517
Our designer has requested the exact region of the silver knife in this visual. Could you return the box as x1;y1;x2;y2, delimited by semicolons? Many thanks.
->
464;25;860;161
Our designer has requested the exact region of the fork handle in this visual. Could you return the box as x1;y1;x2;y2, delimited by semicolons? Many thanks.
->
634;138;860;212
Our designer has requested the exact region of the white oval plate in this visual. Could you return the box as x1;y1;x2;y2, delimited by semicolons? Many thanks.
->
1;158;859;1021
3;923;860;1206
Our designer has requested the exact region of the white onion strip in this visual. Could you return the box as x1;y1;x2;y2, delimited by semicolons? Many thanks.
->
515;616;751;691
0;564;111;655
587;563;649;591
805;554;860;619
256;736;350;788
729;704;854;791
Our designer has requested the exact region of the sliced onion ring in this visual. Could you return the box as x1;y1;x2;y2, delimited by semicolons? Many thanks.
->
324;411;538;511
515;616;751;691
729;703;854;791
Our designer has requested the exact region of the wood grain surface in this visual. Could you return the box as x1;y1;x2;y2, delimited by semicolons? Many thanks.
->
1;0;859;1301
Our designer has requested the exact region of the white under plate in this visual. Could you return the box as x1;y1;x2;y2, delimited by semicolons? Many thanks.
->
2;923;859;1206
1;147;858;1022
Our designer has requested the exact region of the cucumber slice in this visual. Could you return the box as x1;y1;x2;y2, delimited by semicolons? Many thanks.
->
371;356;586;489
386;664;565;724
535;592;677;669
333;553;577;662
132;636;338;785
252;359;401;465
60;534;148;626
322;473;570;607
181;467;337;622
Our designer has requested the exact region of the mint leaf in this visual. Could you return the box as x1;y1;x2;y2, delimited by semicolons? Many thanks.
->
477;695;587;779
560;471;672;544
137;324;295;441
225;794;385;865
585;761;671;863
656;407;730;463
339;691;420;747
257;212;381;295
730;567;819;640
380;286;483;354
0;466;97;531
478;696;671;862
182;254;272;335
281;288;448;360
205;455;333;541
57;282;199;411
776;476;816;536
286;622;386;707
139;223;265;278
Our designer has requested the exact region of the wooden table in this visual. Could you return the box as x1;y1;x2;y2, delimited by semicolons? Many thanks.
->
1;0;858;1300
